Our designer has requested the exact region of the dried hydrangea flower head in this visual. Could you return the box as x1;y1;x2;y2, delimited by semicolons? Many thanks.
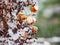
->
31;26;38;33
30;5;37;12
17;13;28;20
26;16;36;24
21;32;28;38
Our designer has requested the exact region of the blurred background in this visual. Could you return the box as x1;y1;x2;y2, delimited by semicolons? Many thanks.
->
33;0;60;45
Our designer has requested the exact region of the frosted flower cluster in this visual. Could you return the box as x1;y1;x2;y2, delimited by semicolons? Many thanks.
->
0;0;39;45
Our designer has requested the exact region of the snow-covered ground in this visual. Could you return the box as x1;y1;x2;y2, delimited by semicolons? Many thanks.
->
23;37;60;45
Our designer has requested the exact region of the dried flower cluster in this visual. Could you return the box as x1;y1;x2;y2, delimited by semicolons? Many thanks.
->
0;0;39;45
